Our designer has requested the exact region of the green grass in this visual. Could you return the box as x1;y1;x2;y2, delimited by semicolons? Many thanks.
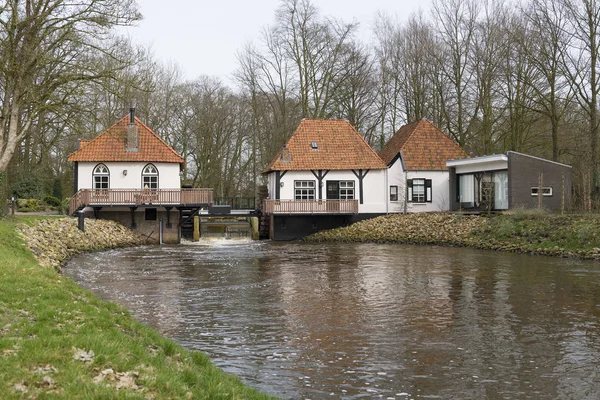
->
470;212;600;252
0;215;274;399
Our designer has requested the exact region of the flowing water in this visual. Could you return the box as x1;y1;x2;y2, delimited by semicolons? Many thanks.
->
63;241;600;399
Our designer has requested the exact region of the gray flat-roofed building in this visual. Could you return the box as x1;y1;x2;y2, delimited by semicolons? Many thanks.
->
446;151;571;212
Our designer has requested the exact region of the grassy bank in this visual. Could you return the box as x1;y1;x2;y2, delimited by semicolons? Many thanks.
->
305;211;600;260
0;216;273;399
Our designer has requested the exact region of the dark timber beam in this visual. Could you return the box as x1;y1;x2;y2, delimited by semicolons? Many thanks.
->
311;170;329;200
352;169;369;204
165;206;173;228
275;170;287;199
129;207;137;229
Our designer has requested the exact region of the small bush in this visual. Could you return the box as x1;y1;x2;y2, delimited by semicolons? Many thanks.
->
509;206;548;221
17;198;41;212
573;220;598;245
43;195;62;207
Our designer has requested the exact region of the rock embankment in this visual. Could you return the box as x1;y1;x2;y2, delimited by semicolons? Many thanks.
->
19;218;146;271
306;213;484;245
305;212;600;260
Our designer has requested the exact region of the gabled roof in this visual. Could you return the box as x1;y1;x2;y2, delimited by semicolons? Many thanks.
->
379;119;468;170
67;115;184;164
264;119;387;172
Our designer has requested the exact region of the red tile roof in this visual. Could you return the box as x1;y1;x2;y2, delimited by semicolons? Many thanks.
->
265;119;387;172
379;119;468;170
68;115;184;164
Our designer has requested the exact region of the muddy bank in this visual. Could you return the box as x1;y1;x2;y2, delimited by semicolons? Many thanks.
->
305;212;600;260
18;218;146;271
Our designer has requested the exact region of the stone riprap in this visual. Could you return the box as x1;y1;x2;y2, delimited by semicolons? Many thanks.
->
18;218;146;271
305;212;600;260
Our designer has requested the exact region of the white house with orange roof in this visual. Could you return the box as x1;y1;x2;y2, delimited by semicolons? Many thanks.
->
263;119;388;240
379;119;469;213
68;107;213;243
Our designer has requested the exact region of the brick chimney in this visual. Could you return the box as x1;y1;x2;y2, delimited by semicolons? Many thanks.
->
126;100;138;152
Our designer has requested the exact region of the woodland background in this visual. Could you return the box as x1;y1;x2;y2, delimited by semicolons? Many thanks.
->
2;0;600;210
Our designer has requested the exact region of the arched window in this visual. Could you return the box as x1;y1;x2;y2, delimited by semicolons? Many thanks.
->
93;164;109;189
142;164;159;189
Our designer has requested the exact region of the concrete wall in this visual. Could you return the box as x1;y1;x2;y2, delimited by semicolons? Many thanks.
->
508;152;572;211
77;162;181;191
91;207;179;244
270;213;383;240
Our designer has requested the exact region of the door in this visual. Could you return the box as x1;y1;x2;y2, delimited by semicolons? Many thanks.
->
326;181;340;212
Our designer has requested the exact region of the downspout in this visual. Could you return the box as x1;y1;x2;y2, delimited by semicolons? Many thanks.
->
385;166;389;214
404;170;408;214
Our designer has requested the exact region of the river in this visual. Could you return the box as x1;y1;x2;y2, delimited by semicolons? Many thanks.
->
63;241;600;399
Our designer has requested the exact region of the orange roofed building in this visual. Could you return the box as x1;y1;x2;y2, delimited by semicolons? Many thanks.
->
379;119;469;212
263;119;387;240
68;107;212;243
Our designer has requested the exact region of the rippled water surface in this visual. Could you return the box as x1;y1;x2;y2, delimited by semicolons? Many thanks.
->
63;241;600;399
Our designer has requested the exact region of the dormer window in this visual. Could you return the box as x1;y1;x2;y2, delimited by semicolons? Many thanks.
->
142;164;159;189
311;141;318;150
93;164;109;189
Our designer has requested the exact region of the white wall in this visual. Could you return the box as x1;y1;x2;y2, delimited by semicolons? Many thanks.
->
268;169;387;213
453;159;507;174
77;162;181;190
387;159;451;212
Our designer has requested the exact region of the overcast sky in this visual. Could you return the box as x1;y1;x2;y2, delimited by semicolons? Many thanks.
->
119;0;429;84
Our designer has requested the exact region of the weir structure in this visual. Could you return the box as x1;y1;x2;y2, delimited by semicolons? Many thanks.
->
70;191;260;243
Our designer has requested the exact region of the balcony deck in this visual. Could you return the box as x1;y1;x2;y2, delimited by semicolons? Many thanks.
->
69;188;213;215
262;199;359;215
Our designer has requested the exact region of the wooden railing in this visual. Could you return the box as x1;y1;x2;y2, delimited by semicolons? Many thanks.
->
262;199;359;214
69;188;213;215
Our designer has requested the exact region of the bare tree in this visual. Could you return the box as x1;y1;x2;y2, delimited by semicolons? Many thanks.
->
560;0;600;195
0;0;141;173
431;0;479;146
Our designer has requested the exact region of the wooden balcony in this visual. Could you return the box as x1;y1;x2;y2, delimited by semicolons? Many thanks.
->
262;199;359;215
69;188;213;215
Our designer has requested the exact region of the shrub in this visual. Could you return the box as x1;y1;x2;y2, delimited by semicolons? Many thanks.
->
12;177;42;199
17;198;41;212
43;195;62;207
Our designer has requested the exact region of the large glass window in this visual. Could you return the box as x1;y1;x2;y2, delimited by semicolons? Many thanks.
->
93;164;109;189
494;171;509;209
142;164;159;189
459;174;475;207
294;180;316;200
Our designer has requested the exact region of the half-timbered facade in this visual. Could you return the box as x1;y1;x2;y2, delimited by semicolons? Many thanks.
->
263;119;387;240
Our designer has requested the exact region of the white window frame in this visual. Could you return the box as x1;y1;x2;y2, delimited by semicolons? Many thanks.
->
339;181;354;200
390;185;399;202
407;178;432;203
142;164;159;189
294;180;316;200
531;187;553;197
93;163;109;190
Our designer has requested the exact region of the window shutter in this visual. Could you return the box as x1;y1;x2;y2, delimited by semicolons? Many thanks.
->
407;179;413;202
426;179;432;202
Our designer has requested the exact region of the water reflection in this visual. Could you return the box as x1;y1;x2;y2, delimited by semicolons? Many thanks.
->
64;241;600;399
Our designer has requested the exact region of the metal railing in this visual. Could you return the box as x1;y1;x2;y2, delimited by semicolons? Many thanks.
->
262;199;359;214
69;188;213;215
214;196;256;210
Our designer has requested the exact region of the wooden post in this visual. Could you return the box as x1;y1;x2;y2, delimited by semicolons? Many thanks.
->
249;216;259;240
193;215;200;242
